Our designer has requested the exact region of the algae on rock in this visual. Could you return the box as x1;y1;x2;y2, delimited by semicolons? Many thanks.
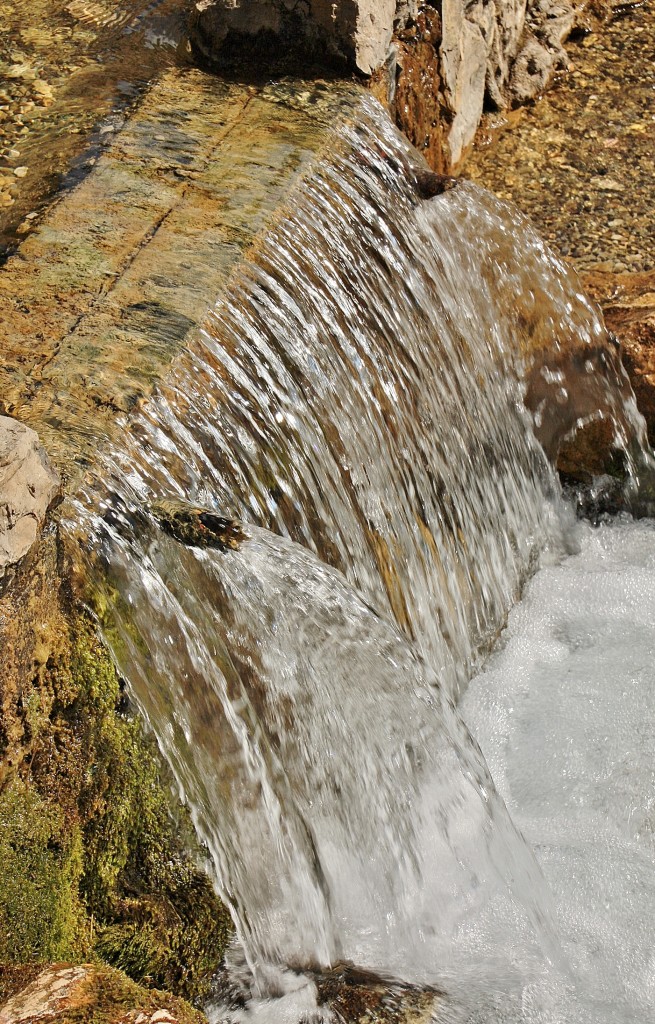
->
0;528;233;1003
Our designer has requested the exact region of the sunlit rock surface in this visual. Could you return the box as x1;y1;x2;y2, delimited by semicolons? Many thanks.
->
0;415;60;577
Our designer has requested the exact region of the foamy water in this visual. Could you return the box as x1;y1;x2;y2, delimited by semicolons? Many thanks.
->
462;516;655;1022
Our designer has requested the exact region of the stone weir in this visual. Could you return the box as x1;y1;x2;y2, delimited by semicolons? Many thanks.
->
0;70;363;493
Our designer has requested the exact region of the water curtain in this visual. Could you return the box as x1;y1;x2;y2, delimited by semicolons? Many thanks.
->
65;97;645;995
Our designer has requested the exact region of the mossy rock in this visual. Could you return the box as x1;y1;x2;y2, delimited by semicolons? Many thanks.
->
0;962;207;1024
0;534;233;1002
0;779;86;963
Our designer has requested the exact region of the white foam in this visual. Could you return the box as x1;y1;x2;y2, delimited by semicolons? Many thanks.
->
462;516;655;1022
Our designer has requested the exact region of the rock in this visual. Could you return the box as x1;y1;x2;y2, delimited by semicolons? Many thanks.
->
485;0;530;109
188;0;400;75
0;416;60;579
310;962;442;1024
393;5;449;170
0;964;206;1024
0;965;88;1023
509;0;575;106
441;5;488;166
581;269;655;447
149;498;248;550
509;31;558;104
212;955;442;1024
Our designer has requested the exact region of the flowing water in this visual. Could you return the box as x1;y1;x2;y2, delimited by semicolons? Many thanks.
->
60;96;655;1020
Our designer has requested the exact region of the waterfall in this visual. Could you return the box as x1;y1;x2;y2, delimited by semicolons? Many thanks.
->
62;97;649;1013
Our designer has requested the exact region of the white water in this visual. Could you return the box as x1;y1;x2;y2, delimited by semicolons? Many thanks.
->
462;516;655;1023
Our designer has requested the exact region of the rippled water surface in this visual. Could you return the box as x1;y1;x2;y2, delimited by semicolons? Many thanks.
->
0;0;187;255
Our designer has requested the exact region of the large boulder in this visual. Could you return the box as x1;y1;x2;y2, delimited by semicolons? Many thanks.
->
0;416;60;580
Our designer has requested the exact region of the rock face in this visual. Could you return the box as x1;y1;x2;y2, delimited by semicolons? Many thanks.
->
395;0;576;167
0;416;60;579
189;1;579;170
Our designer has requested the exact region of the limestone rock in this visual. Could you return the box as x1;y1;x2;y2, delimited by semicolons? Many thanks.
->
485;0;530;109
440;3;488;166
0;416;60;578
509;0;575;105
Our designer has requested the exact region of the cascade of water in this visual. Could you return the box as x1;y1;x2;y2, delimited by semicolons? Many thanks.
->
62;96;652;1013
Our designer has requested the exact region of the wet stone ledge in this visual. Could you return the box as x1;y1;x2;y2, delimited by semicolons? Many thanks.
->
0;70;363;486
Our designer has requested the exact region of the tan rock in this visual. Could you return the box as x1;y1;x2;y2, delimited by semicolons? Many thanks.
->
0;416;60;578
0;965;88;1023
581;270;655;447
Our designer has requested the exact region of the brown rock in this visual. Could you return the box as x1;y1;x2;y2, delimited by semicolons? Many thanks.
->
581;269;655;447
394;6;449;172
0;416;60;579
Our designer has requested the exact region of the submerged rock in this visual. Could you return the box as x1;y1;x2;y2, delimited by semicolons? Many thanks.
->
150;499;248;551
0;416;60;580
310;962;442;1024
210;954;443;1024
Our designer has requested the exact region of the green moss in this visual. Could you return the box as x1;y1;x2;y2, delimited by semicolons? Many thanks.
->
0;778;87;962
63;965;208;1024
1;586;233;1003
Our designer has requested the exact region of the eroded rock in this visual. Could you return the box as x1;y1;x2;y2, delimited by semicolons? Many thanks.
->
0;416;60;579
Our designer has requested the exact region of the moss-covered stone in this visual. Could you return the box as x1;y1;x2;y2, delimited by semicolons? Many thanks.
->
0;530;233;1003
0;963;208;1024
65;964;209;1024
0;779;86;962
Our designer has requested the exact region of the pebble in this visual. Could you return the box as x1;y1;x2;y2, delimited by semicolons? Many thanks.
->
0;0;183;253
466;5;654;274
13;166;28;177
